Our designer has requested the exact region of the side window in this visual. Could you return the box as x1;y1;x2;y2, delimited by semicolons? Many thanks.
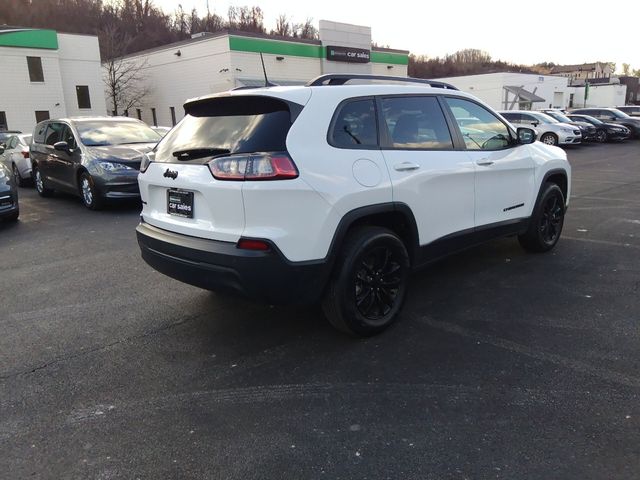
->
501;112;521;123
445;97;512;150
7;136;18;149
27;56;44;82
34;123;48;144
380;96;453;150
330;99;378;148
44;123;64;146
61;125;77;149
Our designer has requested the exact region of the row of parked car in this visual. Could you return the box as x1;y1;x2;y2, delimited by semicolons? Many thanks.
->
0;104;638;223
499;107;640;147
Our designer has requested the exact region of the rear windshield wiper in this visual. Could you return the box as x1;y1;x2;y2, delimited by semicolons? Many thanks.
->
172;148;230;160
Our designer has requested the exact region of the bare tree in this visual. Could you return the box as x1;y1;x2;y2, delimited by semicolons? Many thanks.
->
293;18;318;40
272;14;291;37
622;63;631;76
101;25;151;116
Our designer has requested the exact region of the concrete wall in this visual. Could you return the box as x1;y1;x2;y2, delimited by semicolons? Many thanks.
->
0;44;66;132
230;49;322;87
438;72;571;110
319;20;372;74
57;33;106;118
115;36;231;126
0;33;104;134
570;84;627;108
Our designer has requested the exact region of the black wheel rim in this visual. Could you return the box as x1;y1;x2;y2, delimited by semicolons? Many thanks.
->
354;246;403;321
598;131;606;142
539;193;563;244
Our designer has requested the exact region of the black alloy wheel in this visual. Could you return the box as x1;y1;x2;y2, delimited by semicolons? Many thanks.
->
539;192;564;245
322;226;410;337
518;182;565;253
354;245;404;322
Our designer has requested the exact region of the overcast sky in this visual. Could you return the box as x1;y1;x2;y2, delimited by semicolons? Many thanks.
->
153;0;638;70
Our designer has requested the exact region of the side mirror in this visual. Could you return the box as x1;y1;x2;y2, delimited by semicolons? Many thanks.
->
517;127;536;145
53;141;69;152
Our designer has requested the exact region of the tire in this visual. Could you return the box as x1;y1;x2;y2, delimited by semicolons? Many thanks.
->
4;208;19;222
33;166;54;197
12;164;27;187
596;130;607;143
79;172;104;210
322;226;410;337
518;182;566;253
540;132;558;146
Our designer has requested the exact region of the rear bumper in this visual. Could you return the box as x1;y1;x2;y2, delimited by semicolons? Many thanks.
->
136;221;330;305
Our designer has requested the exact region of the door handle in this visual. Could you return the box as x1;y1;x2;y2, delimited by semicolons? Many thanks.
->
394;162;420;172
476;159;494;166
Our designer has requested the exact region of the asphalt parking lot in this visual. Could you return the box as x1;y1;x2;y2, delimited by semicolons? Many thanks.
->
2;141;639;479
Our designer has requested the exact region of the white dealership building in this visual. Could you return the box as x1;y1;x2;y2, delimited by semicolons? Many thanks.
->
0;27;106;133
437;72;627;111
104;20;409;127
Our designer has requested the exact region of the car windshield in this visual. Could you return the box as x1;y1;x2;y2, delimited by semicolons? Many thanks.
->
547;112;573;123
75;121;161;146
573;115;603;126
531;112;557;124
611;109;631;119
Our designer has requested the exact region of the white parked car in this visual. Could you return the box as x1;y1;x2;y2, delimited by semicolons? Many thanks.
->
0;133;32;187
136;74;571;336
499;110;582;146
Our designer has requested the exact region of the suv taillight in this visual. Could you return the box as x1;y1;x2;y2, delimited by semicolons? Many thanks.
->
22;151;30;159
208;153;298;181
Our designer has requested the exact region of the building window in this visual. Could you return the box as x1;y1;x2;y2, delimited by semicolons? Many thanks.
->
136;109;142;120
76;85;91;109
170;107;176;126
151;108;157;126
27;56;44;82
35;111;50;123
0;111;7;130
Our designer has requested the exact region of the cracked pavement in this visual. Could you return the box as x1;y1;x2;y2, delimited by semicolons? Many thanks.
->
1;141;640;479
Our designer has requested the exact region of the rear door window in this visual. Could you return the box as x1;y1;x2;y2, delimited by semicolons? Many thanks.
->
329;98;378;148
154;95;297;163
380;96;453;150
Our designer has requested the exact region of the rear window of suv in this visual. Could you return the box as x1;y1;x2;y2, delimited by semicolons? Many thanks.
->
154;96;296;162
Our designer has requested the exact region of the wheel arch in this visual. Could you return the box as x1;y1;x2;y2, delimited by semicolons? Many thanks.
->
325;203;420;266
537;168;569;208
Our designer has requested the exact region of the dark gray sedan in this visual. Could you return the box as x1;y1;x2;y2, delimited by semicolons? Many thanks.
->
0;162;19;222
30;117;161;209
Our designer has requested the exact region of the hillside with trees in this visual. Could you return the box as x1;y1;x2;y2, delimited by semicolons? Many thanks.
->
0;0;317;59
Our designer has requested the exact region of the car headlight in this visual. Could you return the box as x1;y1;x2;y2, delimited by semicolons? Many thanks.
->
562;128;574;134
98;161;135;172
0;169;6;180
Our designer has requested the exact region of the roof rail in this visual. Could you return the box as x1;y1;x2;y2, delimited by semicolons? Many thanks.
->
306;74;459;90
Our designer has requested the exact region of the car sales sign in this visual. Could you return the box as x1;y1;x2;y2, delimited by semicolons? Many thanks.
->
326;45;370;63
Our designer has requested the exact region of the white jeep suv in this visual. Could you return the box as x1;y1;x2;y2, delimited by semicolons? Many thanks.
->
136;74;571;337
